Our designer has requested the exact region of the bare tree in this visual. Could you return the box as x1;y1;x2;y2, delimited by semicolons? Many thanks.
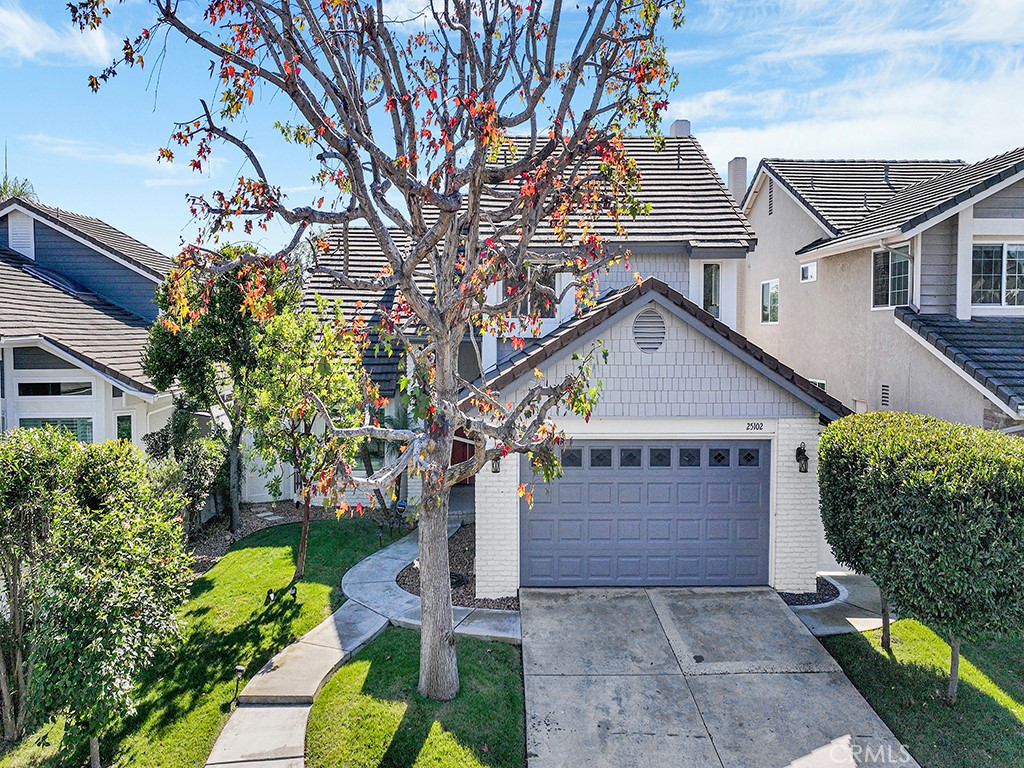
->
71;0;682;700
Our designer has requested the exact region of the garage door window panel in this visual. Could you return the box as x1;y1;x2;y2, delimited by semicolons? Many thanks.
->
679;448;701;467
620;448;642;467
649;447;672;467
590;448;612;468
709;448;731;467
561;448;583;468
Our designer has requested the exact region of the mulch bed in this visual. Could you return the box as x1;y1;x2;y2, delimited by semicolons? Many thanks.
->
396;523;520;611
779;576;840;606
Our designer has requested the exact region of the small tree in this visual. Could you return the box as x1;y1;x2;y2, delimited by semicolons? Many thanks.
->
144;259;298;532
248;301;370;583
145;401;226;536
29;440;192;767
0;428;79;742
819;411;1024;705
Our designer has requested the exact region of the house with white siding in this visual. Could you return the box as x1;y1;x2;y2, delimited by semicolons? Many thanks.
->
313;122;851;598
739;148;1024;432
0;197;174;448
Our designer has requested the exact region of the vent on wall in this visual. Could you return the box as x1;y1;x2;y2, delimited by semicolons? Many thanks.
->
633;308;666;353
768;178;774;215
8;210;35;260
880;384;891;409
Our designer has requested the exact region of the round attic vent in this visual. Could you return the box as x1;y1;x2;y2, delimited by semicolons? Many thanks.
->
632;308;666;353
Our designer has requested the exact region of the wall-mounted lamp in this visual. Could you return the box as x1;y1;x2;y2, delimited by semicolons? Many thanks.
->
795;442;809;473
491;456;501;473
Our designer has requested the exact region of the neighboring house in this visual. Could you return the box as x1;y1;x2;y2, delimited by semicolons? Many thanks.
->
739;149;1024;431
0;196;174;447
313;122;849;597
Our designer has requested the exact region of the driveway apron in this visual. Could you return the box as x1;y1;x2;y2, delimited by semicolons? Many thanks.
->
520;587;918;768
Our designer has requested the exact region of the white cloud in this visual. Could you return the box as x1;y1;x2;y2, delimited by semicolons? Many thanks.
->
0;3;113;66
23;133;227;187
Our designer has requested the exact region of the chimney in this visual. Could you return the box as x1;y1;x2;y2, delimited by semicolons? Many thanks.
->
727;156;748;203
669;119;690;138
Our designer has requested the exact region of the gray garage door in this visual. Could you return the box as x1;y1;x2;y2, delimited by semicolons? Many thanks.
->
521;440;771;587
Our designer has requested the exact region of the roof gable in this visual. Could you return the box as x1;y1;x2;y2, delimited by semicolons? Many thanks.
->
479;277;850;421
748;159;964;236
0;197;172;281
0;247;155;395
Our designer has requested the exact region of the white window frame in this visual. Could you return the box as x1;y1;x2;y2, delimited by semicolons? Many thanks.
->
800;262;817;283
809;379;827;392
702;262;722;319
970;242;1024;308
760;278;779;324
871;243;912;310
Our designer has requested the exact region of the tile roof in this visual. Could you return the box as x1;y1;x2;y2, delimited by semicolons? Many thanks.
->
759;159;964;235
0;196;172;279
0;247;155;394
485;136;756;253
896;309;1024;415
814;146;1024;251
305;227;434;395
478;276;851;421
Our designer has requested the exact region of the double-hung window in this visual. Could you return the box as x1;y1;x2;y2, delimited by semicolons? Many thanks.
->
760;279;779;324
871;245;911;308
972;243;1024;306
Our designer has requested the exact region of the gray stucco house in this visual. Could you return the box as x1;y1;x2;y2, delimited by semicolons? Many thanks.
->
739;148;1024;433
0;196;174;447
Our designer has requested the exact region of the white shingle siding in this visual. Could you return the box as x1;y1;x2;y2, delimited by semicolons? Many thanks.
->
474;300;829;598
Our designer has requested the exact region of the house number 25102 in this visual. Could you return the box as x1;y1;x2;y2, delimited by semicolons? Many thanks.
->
746;422;765;431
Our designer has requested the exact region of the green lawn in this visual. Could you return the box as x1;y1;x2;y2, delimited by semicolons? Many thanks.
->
824;619;1024;768
0;518;395;768
306;627;524;768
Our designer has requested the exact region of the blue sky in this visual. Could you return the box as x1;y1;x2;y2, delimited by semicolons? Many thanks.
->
1;0;1023;257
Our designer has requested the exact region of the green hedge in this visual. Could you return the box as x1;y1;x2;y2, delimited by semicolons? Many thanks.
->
819;411;1024;639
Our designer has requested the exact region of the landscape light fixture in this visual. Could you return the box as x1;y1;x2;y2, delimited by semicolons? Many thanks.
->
266;589;276;604
795;442;809;473
233;665;246;704
289;584;298;600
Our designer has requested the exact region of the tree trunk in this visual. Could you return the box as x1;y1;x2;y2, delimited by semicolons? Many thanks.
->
293;487;311;583
228;426;243;534
418;483;459;700
0;653;16;741
89;736;101;768
947;635;961;706
880;593;891;651
359;441;390;512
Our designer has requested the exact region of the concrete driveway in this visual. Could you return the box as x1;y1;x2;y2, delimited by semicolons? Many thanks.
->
521;588;918;768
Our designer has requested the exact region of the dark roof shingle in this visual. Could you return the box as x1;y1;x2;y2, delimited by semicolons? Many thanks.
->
0;247;154;394
759;159;964;235
0;196;172;278
896;309;1024;415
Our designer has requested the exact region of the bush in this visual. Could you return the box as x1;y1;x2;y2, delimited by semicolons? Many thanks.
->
819;411;1024;703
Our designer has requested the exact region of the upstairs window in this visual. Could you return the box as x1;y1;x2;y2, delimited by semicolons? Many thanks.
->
18;382;92;397
760;279;779;324
872;245;911;308
702;263;721;319
800;262;817;283
508;270;557;319
972;243;1024;306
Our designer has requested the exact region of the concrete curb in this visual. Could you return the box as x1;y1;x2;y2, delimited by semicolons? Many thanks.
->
790;574;890;637
205;520;520;767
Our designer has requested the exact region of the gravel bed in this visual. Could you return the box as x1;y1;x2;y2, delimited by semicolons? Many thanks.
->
396;523;520;611
779;576;840;606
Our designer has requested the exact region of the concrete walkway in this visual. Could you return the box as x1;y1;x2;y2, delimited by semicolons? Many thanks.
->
205;523;519;767
791;575;890;637
522;587;917;768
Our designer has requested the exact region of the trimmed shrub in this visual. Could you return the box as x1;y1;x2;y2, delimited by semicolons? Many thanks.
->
819;411;1024;703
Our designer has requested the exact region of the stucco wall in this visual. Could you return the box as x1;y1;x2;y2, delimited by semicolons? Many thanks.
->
742;178;996;426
